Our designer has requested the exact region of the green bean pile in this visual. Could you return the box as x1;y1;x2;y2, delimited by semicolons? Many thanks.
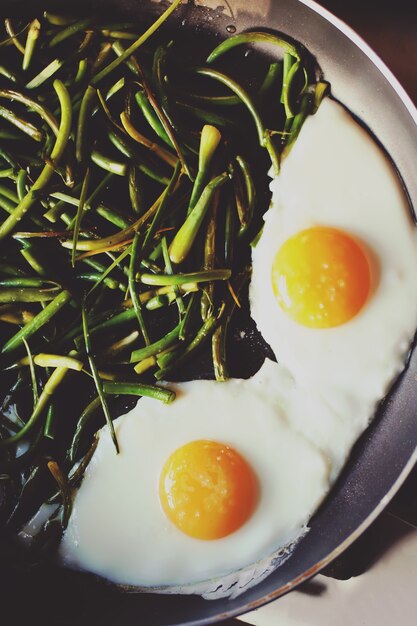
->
0;3;327;559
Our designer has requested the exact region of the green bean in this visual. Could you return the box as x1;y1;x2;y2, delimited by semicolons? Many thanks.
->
91;0;182;84
212;268;249;381
4;19;26;55
62;190;163;251
91;42;113;74
224;193;235;266
108;130;170;185
0;365;69;449
206;31;301;64
260;61;282;96
76;85;97;163
0;104;43;142
102;29;139;40
44;402;56;439
91;149;127;176
201;194;218;321
16;169;26;202
87;246;131;295
78;272;122;290
96;88;121;128
133;355;157;374
281;53;296;106
142;160;182;254
135;90;172;147
0;287;60;304
87;307;136;335
99;330;139;358
188;125;222;216
128;166;143;214
22;19;41;71
47;460;72;528
0;65;19;83
2;290;72;354
161;235;185;317
103;76;126;103
44;13;77;27
169;172;230;264
195;66;280;174
102;381;175;404
176;100;237;130
0;278;56;288
66;436;98;487
151;43;193;178
49;17;94;48
156;345;180;370
282;59;305;119
128;231;150;345
313;81;330;113
5;465;43;528
179;60;281;109
0;183;18;203
71;168;90;267
141;269;231;286
74;58;88;83
16;353;84;370
0;147;18;168
0;167;15;179
96;205;130;229
234;155;256;237
155;315;218;380
0;263;24;276
20;246;48;277
87;172;113;206
0;194;15;215
283;92;314;154
67;396;101;464
0;90;59;134
146;293;172;310
26;58;65;90
120;111;178;168
110;40;143;77
23;337;39;409
212;324;227;381
130;322;181;362
81;304;119;453
0;81;72;240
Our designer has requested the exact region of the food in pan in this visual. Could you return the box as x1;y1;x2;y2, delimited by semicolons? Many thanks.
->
1;1;416;599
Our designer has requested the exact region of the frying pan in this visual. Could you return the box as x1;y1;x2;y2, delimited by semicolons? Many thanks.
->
1;1;417;624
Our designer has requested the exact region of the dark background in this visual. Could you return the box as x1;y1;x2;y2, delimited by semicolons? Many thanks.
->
318;0;417;105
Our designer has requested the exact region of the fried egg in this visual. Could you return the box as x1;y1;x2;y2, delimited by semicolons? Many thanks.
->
250;97;417;429
60;360;332;594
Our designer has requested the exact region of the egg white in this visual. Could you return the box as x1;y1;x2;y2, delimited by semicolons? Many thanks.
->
250;97;417;430
60;360;330;590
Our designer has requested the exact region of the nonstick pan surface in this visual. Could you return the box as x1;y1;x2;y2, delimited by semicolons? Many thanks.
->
1;1;417;624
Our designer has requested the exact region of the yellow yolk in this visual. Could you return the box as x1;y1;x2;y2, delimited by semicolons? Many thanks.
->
272;226;372;328
159;440;259;540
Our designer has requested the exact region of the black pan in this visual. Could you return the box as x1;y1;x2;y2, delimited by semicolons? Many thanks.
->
1;1;417;624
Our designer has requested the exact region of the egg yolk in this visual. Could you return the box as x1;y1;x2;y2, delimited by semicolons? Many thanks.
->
272;226;372;328
159;440;259;540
